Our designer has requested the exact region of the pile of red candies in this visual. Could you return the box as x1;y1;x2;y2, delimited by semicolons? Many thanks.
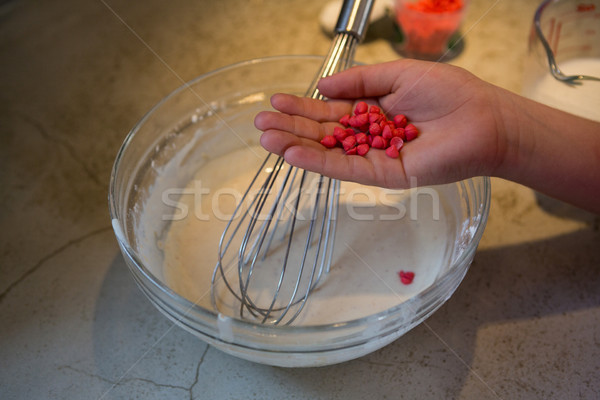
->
319;101;419;159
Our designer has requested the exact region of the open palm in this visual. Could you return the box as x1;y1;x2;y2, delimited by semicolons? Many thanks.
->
255;59;505;189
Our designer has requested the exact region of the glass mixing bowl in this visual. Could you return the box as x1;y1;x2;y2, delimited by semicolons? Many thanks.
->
109;55;490;367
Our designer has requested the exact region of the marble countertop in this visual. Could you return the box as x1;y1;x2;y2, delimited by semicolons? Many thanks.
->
1;0;599;399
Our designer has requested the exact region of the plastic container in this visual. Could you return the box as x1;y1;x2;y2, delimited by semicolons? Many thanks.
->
394;0;468;60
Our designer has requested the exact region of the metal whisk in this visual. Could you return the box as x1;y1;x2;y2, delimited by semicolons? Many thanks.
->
211;0;374;325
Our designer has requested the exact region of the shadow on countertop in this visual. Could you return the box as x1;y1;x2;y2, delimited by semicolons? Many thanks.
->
278;226;600;399
92;223;600;399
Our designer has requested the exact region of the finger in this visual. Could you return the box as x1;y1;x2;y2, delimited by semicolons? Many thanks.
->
317;62;400;99
270;93;352;122
282;145;380;185
318;59;434;100
255;110;340;141
260;129;326;157
261;128;414;189
259;124;379;186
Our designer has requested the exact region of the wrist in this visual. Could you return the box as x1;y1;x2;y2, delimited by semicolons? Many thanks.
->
488;85;536;181
489;85;600;213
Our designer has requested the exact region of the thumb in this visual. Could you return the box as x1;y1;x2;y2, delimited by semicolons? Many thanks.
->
317;59;419;99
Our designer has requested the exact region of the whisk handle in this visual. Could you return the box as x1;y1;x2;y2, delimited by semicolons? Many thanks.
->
335;0;375;42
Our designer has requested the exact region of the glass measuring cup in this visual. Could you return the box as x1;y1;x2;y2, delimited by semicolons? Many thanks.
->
522;0;600;121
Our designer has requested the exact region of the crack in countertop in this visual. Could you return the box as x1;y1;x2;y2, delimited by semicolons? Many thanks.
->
188;346;210;400
88;345;211;399
0;225;113;303
58;365;190;396
18;112;104;186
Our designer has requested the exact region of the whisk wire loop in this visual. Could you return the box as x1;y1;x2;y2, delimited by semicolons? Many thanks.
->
211;0;374;325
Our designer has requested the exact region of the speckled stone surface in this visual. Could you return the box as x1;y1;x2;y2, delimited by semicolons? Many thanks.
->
1;0;599;399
